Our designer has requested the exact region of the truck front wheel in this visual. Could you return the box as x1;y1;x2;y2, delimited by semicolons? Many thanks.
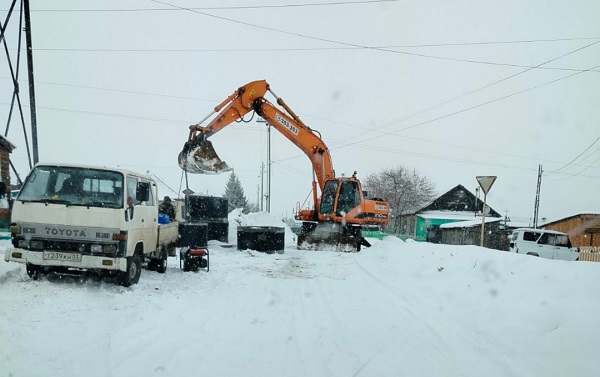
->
26;263;40;280
119;254;141;287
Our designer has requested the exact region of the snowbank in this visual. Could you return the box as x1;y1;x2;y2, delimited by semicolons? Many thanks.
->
1;217;600;377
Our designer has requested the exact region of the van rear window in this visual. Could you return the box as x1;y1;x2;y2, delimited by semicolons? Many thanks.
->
555;235;571;247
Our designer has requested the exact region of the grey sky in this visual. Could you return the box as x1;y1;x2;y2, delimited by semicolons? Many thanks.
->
1;0;599;221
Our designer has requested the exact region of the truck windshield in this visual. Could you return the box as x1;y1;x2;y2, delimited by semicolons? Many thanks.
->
17;166;124;208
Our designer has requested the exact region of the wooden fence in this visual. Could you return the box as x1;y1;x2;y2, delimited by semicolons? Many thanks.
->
579;246;600;262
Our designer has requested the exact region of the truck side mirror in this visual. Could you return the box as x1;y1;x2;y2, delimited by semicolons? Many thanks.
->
136;182;150;202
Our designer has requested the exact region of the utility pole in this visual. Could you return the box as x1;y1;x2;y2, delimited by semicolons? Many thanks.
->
266;123;271;213
23;0;39;165
532;164;543;228
260;161;264;211
257;117;271;213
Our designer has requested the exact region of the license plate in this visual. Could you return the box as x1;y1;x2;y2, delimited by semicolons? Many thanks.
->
43;251;82;262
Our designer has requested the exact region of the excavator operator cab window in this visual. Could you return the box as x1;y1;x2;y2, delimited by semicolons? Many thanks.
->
319;180;338;216
336;181;360;216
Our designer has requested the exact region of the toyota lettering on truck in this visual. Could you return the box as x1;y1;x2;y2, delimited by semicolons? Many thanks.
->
5;163;179;286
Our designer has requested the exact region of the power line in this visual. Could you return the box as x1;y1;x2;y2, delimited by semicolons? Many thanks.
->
546;134;600;175
22;47;600;73
548;153;600;181
274;138;600;179
9;1;406;12
0;101;191;124
147;0;600;76
302;114;600;172
0;76;217;102
330;36;600;151
357;63;600;141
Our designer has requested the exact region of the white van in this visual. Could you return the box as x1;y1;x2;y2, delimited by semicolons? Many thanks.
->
508;228;579;261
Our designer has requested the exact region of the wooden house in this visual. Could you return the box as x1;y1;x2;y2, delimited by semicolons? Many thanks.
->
397;184;501;242
541;213;600;250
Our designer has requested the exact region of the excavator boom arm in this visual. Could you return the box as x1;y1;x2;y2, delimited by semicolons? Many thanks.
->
253;98;335;190
182;80;335;190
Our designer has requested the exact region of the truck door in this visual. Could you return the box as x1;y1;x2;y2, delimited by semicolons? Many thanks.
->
126;176;156;254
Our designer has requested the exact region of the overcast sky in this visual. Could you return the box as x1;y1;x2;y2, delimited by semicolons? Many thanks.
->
1;0;599;222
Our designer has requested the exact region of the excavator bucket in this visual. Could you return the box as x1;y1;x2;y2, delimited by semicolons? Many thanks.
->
178;139;232;174
297;222;368;252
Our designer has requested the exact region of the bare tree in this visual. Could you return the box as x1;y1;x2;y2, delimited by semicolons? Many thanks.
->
363;166;436;232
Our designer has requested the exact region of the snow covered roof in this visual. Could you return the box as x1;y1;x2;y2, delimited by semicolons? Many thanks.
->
417;210;480;221
505;221;531;229
440;217;502;229
0;135;16;152
540;213;600;227
416;184;501;217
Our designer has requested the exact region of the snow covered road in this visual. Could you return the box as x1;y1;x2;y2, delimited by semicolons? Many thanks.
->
2;237;599;377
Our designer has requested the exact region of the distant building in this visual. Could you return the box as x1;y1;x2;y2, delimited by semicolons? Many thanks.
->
0;135;16;229
397;184;501;242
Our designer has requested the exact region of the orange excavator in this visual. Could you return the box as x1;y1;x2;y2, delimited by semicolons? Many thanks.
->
178;80;389;251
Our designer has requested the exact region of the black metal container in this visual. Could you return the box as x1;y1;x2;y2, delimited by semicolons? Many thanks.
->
177;222;208;248
237;226;285;253
186;195;228;221
207;220;229;243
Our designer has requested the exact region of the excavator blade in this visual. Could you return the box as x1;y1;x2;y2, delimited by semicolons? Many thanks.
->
297;222;368;252
178;139;232;174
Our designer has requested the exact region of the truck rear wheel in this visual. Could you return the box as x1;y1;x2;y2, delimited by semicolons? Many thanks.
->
119;254;141;287
156;249;167;274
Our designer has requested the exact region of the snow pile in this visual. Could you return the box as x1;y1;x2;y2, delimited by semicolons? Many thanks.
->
227;208;297;246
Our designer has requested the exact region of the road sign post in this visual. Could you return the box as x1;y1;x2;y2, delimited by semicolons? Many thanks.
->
476;176;497;247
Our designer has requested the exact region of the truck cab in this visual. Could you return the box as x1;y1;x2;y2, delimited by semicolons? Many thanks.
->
5;163;179;286
508;228;579;261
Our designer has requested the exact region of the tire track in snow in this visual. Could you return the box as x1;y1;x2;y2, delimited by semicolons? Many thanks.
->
351;254;538;376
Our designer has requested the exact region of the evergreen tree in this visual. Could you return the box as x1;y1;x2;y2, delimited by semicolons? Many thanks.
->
223;171;250;213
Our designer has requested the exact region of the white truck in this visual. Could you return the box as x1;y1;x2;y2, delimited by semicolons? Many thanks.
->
4;163;179;286
508;228;579;261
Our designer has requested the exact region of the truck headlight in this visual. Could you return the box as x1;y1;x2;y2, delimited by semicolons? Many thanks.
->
29;240;44;250
92;244;117;254
18;240;28;248
103;244;117;254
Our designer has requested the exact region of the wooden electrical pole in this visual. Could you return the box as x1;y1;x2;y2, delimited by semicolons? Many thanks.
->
532;164;543;228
